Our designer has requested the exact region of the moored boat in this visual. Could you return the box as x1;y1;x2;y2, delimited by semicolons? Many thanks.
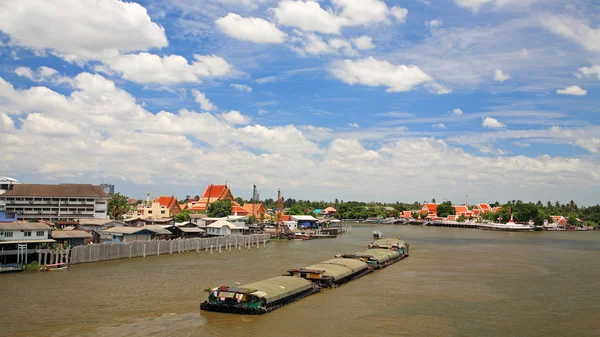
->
373;230;383;239
200;276;319;315
478;216;534;232
287;258;371;287
40;263;68;272
368;237;409;256
0;263;25;273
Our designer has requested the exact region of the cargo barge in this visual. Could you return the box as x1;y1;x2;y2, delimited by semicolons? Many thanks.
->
336;249;402;269
368;238;410;257
200;276;319;315
286;258;371;287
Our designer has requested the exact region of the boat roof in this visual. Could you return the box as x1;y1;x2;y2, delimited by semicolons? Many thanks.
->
319;258;369;273
238;276;313;303
302;263;354;281
352;249;400;262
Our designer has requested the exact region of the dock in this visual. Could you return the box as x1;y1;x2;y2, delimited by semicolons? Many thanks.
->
425;220;479;229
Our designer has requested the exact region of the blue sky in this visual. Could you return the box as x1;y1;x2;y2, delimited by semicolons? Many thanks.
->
0;0;599;205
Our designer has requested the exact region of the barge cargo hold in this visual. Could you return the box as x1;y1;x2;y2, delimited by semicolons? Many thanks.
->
368;238;410;257
287;258;371;287
337;249;402;269
200;276;319;315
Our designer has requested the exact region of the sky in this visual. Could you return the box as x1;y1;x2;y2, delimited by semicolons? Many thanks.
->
0;0;599;205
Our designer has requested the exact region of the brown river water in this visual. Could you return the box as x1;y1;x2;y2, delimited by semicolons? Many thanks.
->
2;225;600;337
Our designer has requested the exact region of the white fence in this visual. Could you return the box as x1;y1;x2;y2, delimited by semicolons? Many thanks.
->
70;234;271;264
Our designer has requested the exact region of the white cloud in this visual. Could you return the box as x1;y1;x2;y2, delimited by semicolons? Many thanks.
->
216;13;286;44
192;90;216;111
482;117;505;128
273;0;408;35
219;110;251;125
0;0;167;63
550;127;600;154
331;57;438;93
348;122;360;128
520;48;529;58
98;53;231;84
230;84;253;92
425;82;452;95
0;112;15;133
494;69;511;82
577;64;600;80
556;85;587;96
451;108;464;116
351;36;375;50
454;0;528;12
512;141;530;148
292;33;355;56
540;15;600;53
432;123;446;129
14;66;73;86
426;19;443;28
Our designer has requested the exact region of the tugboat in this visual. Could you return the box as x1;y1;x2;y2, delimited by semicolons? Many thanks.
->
372;230;383;240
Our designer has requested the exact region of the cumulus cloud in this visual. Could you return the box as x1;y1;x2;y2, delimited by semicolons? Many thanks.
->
556;85;587;96
348;122;360;128
331;57;445;93
454;0;526;12
540;15;600;53
432;123;446;129
98;53;231;84
0;0;167;63
577;64;600;80
291;32;355;56
192;90;216;111
273;0;408;35
451;108;464;116
351;36;375;50
216;13;286;44
483;117;505;128
14;66;73;86
230;84;253;92
219;110;251;125
494;69;511;82
551;127;600;154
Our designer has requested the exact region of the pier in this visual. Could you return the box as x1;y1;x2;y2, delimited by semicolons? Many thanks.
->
425;220;479;229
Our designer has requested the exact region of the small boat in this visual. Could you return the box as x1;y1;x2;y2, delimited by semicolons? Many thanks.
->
0;263;25;273
478;216;534;232
40;263;68;272
373;230;383;239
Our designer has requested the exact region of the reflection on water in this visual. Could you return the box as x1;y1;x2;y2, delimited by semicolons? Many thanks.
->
3;226;600;337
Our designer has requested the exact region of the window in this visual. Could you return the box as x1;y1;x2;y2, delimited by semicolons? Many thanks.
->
5;232;13;237
161;210;165;214
87;199;94;202
148;211;153;214
95;210;104;213
36;231;44;236
69;198;77;202
24;231;32;237
95;201;105;205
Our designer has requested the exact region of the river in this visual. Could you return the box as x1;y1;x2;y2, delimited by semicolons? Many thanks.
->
2;225;600;337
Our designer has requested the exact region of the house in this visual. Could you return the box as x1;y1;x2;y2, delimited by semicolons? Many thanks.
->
401;211;413;219
50;230;93;247
169;222;205;238
134;196;181;219
242;203;267;219
75;218;126;243
0;176;20;196
54;220;79;229
100;226;171;242
0;222;55;263
421;203;438;216
123;217;145;227
453;206;474;218
206;220;247;236
291;215;318;229
551;216;567;224
140;218;174;226
191;184;234;212
322;207;336;217
0;183;110;220
189;213;208;228
0;210;18;222
313;209;323;215
225;215;248;227
231;202;250;216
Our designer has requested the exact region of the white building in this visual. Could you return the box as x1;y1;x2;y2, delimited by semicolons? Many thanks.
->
206;220;247;236
0;184;110;221
0;222;56;262
0;177;20;204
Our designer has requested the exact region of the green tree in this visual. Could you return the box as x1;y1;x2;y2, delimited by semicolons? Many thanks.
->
108;192;129;220
207;200;232;218
259;212;265;223
436;201;454;218
286;205;306;215
248;214;256;224
457;214;466;222
174;209;194;223
235;197;244;206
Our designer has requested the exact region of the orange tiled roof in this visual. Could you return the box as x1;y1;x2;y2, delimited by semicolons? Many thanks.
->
232;201;250;215
477;203;491;212
323;207;337;213
454;205;469;214
402;211;412;218
202;184;229;198
192;184;235;211
242;203;266;215
423;203;438;212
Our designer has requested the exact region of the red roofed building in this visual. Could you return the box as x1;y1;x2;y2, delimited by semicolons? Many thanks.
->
191;184;234;212
476;203;492;213
231;201;250;216
132;195;181;219
242;203;267;218
421;203;438;215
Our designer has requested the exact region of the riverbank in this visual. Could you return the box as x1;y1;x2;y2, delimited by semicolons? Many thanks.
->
3;225;600;337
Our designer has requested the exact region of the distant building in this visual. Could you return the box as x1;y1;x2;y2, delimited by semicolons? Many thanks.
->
0;222;55;263
191;184;234;212
475;204;492;214
206;220;246;236
291;215;318;229
50;230;93;247
323;207;337;216
0;210;18;223
242;203;267;218
100;226;171;242
100;183;114;195
0;176;20;197
133;196;181;219
420;203;438;216
0;184;110;220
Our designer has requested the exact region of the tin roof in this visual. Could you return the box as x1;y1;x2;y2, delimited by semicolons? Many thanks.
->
1;184;109;198
291;215;318;221
51;230;93;239
319;258;369;273
0;222;51;230
302;263;353;281
178;227;205;233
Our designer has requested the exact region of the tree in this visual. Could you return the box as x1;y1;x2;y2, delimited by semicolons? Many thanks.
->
194;195;200;201
174;209;194;223
436;201;454;218
248;214;256;224
432;198;436;203
108;193;129;220
207;200;232;218
235;197;244;206
259;212;265;223
286;205;306;215
457;214;466;222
